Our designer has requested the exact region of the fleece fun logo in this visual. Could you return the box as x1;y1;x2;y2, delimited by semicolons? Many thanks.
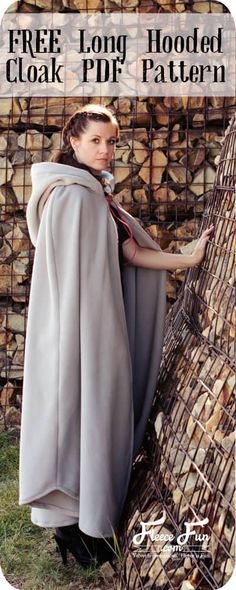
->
132;512;210;557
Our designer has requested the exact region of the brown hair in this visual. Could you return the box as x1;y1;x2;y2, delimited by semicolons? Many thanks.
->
51;104;120;164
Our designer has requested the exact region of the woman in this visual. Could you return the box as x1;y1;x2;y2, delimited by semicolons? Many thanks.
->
19;104;214;568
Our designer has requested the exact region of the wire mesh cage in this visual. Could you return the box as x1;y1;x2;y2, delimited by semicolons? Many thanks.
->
1;92;235;429
0;2;235;587
118;115;235;589
3;0;233;15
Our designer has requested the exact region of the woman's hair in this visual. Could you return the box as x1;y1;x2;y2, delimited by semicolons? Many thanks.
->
51;103;120;164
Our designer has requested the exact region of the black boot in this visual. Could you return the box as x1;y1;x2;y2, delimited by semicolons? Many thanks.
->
54;524;96;567
54;523;114;567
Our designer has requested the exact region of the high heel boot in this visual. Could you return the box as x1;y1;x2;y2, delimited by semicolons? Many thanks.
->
54;523;115;567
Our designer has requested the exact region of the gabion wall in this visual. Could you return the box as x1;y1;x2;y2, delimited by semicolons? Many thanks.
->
0;4;235;590
0;92;235;428
118;115;235;590
0;0;234;429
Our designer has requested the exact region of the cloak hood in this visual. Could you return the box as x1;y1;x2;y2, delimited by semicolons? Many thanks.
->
27;162;115;246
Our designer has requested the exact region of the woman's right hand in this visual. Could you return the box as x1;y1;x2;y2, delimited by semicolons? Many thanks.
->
192;224;214;265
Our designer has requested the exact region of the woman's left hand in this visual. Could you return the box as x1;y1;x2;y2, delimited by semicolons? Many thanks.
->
192;224;214;265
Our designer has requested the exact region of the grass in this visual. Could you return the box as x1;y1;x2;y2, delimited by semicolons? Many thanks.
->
0;429;122;589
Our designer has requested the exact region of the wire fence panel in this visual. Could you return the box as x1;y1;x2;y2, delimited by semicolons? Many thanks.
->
0;3;235;588
118;115;235;590
0;96;235;430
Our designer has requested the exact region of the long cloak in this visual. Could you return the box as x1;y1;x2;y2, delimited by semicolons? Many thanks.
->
19;163;166;537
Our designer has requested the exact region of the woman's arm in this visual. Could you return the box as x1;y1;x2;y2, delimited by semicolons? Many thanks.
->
122;225;214;271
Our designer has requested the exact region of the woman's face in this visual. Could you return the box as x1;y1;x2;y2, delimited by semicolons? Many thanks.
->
70;120;117;174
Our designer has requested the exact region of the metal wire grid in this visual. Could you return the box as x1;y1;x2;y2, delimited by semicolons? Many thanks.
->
181;119;235;365
118;115;235;589
0;0;235;429
0;98;233;410
8;1;230;14
0;2;235;588
119;346;235;589
0;96;235;420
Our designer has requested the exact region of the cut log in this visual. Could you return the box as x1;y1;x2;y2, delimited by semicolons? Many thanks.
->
113;162;134;184
168;163;192;185
11;166;32;206
164;97;183;111
0;99;22;128
119;128;148;144
18;130;51;151
0;186;18;217
0;266;18;293
0;158;14;186
12;150;32;166
170;124;181;144
0;136;7;153
192;1;224;12
21;101;84;127
133;188;148;203
133;102;150;126
189;165;216;196
4;225;30;253
128;140;149;165
152;0;173;10
114;188;132;204
176;0;186;12
2;312;25;334
154;103;169;126
4;407;21;426
182;97;206;110
0;130;18;156
152;185;177;202
180;147;205;171
192;114;205;127
169;140;187;162
139;149;167;184
0;330;13;348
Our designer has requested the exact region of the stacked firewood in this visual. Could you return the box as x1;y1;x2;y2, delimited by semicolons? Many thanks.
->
0;94;235;428
119;116;235;589
6;0;227;15
0;0;234;435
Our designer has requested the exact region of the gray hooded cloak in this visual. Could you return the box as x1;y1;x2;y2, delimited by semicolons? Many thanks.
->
19;162;166;537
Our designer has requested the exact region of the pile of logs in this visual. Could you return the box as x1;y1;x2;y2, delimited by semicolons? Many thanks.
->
0;94;235;429
0;2;234;432
119;116;235;589
6;0;227;14
0;3;235;590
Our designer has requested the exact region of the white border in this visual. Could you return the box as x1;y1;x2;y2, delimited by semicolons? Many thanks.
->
0;0;235;589
0;566;18;589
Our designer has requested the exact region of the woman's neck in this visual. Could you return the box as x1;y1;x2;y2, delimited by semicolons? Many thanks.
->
66;153;101;179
